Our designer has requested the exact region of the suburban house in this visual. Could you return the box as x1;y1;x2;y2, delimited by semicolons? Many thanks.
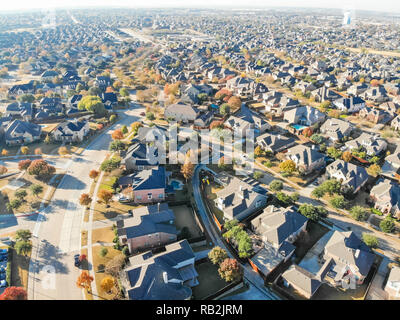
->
358;107;393;124
5;102;33;121
3;120;42;146
52;119;89;142
164;103;199;123
282;265;322;299
225;105;271;136
117;166;170;204
263;91;300;115
319;118;353;142
333;96;365;114
326;160;369;194
381;148;400;180
283;106;326;127
321;231;375;286
385;266;400;300
370;179;400;219
310;86;341;102
345;132;387;156
122;142;159;171
121;240;198;300
256;132;296;154
117;203;177;253
285;145;325;175
251;205;308;259
194;111;213;128
226;76;254;96
391;115;400;131
215;176;268;222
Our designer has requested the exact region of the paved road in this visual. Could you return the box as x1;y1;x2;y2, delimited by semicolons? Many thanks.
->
192;165;281;300
27;106;144;300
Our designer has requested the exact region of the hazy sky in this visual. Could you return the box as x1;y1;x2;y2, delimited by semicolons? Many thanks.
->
0;0;399;13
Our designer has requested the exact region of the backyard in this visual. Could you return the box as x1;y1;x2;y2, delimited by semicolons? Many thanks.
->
172;205;203;239
191;261;229;300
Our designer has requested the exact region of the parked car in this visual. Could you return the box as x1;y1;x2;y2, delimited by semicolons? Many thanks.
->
74;254;81;267
0;280;7;287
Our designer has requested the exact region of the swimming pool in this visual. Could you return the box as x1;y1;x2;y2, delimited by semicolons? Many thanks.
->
291;124;308;131
169;179;183;191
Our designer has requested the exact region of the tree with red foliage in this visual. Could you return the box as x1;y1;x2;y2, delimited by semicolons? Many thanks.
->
27;159;56;178
89;170;99;180
76;271;94;292
302;127;313;138
0;286;27;300
218;258;243;282
18;159;32;171
79;193;92;207
215;88;232;101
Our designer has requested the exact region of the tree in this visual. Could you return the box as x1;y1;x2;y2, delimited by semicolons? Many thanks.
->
146;112;155;121
380;217;395;233
119;88;129;97
310;134;324;144
322;179;342;196
0;165;7;175
219;103;230;115
34;148;42;155
30;184;43;197
89;170;99;180
342;151;352;162
99;247;108;258
111;129;124;140
227;96;241;111
269;180;283;192
1;149;8;156
0;287;27;300
76;272;94;292
279;160;296;174
362;233;379;248
121;125;128;135
350;206;368;221
254;146;265;158
302;127;313;138
311;186;325;199
7;199;22;210
328;109;341;118
275;192;294;207
78;95;106;116
99;189;113;206
14;240;32;256
27;160;56;178
218;258;243;283
224;219;239;231
208;246;228;265
105;254;126;277
15;229;32;242
327;147;342;159
109;114;117;123
18;159;32;171
253;171;264;180
79;193;92;207
181;152;195;181
100;277;114;293
330;195;347;209
58;146;69;156
14;189;27;201
20;146;29;155
131;122;142;136
109;140;126;152
100;157;121;172
367;164;381;177
298;204;327;221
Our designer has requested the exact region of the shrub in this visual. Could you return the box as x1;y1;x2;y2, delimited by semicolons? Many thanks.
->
380;217;395;233
362;233;379;248
269;180;283;192
350;206;368;221
330;195;347;209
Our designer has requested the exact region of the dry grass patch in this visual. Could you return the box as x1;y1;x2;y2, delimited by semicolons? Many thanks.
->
92;226;115;245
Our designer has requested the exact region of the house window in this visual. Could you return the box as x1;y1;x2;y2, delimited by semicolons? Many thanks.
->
158;194;164;199
136;195;142;200
137;166;144;170
148;193;152;200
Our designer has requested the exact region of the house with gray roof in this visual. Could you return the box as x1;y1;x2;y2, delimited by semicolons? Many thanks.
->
320;118;353;142
164;103;199;123
345;132;387;156
283;106;325;127
385;266;400;300
382;147;400;180
251;205;307;259
122;142;159;171
121;239;198;300
285;145;325;175
326;160;369;194
333;96;365;114
215;176;268;222
282;265;322;299
117;203;177;253
52;119;89;142
5;102;33;121
4;120;42;146
256;132;296;154
225;105;271;136
370;179;400;219
322;231;375;286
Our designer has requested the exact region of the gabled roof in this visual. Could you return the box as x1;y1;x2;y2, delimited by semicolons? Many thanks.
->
118;166;166;191
282;265;321;297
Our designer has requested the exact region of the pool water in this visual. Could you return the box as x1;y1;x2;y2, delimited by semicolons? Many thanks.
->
170;180;183;190
291;124;308;131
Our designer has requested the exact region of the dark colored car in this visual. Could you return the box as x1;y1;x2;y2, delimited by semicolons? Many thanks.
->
140;112;145;116
74;254;80;267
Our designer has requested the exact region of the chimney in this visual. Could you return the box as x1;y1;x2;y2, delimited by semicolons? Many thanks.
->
163;272;168;284
157;202;161;213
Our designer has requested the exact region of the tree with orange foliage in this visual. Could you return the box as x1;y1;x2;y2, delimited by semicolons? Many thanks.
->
342;151;352;162
98;189;113;207
370;79;380;87
34;148;42;155
79;193;92;207
105;86;114;93
111;129;124;140
215;88;232;101
89;170;99;180
227;96;241;111
76;272;94;292
302;127;313;138
1;149;8;156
